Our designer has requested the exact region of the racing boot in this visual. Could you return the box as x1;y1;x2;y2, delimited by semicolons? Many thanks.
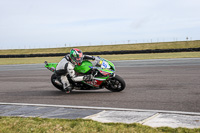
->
63;83;73;94
61;75;72;94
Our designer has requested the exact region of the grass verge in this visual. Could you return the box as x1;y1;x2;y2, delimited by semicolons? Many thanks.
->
0;40;200;55
0;52;200;65
0;117;199;133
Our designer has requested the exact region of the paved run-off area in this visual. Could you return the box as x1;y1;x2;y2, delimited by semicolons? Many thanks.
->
0;103;200;128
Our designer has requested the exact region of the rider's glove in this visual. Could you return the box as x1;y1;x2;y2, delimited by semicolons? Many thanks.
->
83;75;94;81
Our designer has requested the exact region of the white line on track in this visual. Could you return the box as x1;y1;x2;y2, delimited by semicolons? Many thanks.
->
1;102;200;116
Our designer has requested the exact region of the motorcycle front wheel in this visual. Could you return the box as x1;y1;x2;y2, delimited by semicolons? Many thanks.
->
105;75;126;92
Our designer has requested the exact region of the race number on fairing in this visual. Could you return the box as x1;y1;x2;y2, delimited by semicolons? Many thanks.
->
101;61;110;69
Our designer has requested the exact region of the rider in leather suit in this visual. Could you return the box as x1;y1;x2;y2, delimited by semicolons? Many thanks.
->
55;48;96;93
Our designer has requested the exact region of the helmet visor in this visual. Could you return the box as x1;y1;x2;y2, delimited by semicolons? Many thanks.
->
72;56;83;66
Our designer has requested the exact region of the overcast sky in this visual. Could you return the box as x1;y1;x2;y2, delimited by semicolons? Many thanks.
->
0;0;200;49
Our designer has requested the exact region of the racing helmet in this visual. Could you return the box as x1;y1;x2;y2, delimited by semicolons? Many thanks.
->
70;48;83;66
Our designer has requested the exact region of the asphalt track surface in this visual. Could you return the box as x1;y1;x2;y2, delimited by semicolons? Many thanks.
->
0;58;200;113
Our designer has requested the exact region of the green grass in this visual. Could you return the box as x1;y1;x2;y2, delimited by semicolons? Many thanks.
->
0;117;199;133
0;52;200;65
100;52;200;60
0;40;199;65
0;40;200;55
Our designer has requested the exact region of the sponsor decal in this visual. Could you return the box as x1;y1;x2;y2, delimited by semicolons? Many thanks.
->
102;61;107;68
99;70;111;76
86;80;103;87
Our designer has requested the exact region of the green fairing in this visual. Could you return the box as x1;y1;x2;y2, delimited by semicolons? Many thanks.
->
74;60;93;73
45;58;115;75
45;63;58;72
94;77;109;80
99;57;115;71
45;63;58;68
95;67;113;74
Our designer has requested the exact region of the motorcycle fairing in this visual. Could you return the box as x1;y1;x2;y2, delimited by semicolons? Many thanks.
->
45;63;58;72
74;60;92;74
45;57;115;88
84;80;103;87
97;57;115;71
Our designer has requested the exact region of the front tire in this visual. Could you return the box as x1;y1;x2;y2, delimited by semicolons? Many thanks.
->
51;73;64;92
105;75;126;92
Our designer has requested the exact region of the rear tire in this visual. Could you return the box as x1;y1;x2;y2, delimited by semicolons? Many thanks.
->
105;75;126;92
51;73;64;92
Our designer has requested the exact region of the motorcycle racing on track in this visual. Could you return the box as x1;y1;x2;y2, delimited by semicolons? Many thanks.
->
44;48;126;93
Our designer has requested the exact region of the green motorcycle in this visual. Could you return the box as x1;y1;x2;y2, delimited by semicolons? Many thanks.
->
44;56;126;92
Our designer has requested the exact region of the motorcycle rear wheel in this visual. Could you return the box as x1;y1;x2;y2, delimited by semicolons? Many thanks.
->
51;73;64;92
105;75;126;92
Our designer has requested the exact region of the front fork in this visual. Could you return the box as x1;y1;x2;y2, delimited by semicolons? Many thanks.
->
105;73;115;87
